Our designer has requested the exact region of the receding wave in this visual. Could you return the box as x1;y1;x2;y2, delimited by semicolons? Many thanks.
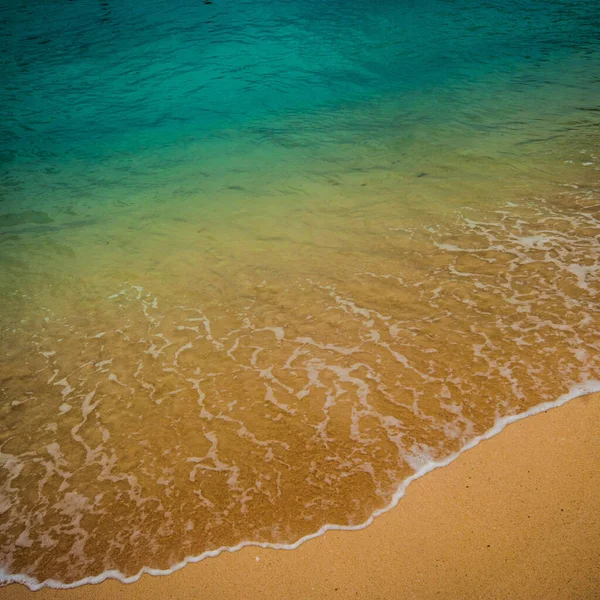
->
1;177;598;588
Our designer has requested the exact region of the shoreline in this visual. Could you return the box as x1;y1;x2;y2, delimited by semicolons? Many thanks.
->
2;389;599;598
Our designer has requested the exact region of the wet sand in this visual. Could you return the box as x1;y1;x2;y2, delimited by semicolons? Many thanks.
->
2;392;598;600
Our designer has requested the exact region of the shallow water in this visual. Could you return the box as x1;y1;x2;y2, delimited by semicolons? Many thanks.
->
1;0;599;588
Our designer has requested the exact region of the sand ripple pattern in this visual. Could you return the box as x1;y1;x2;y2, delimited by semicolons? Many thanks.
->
1;188;599;585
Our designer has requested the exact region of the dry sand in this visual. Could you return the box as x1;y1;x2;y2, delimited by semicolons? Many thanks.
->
2;393;599;600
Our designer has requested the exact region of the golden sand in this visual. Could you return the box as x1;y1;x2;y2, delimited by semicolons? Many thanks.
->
2;393;598;599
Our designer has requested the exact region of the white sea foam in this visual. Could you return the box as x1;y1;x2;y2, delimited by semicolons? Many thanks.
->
1;186;598;589
2;380;598;591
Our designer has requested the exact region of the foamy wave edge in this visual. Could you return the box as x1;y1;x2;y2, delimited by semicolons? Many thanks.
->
2;379;599;591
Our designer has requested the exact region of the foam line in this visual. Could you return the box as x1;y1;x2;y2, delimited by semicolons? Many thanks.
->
2;380;599;591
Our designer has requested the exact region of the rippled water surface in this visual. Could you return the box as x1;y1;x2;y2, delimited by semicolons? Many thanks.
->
1;0;600;588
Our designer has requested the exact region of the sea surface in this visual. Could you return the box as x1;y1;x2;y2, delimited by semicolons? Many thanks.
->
1;0;599;588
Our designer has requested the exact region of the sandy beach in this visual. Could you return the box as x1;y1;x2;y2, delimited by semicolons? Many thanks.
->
2;392;598;600
2;0;599;597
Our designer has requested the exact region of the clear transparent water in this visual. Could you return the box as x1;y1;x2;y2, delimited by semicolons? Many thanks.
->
1;0;599;588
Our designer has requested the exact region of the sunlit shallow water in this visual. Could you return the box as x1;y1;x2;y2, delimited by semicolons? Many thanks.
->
1;0;599;587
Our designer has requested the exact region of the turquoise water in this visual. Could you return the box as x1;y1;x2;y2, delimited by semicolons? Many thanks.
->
2;0;599;217
1;0;599;588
